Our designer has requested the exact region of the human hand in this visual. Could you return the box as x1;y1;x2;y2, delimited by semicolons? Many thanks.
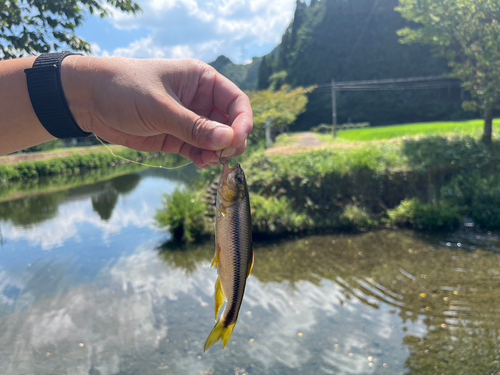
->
61;56;253;168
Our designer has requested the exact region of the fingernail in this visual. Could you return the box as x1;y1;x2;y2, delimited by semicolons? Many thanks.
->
221;146;236;157
211;126;233;148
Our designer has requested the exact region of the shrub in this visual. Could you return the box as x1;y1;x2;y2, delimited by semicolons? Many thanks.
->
387;198;460;231
15;162;39;179
251;194;312;234
0;166;20;183
339;204;375;229
469;176;500;228
155;188;208;243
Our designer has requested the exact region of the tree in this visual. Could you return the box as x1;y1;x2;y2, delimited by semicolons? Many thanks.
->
247;85;315;143
257;56;272;90
0;0;141;59
396;0;500;143
262;0;461;130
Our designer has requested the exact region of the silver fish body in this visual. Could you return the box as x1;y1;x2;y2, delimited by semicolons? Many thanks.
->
204;162;254;351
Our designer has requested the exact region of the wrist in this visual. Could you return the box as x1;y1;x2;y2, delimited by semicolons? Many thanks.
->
61;55;98;134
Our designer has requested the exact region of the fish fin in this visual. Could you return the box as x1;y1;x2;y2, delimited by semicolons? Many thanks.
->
211;244;221;268
247;250;254;277
214;277;225;320
204;320;236;351
221;323;236;348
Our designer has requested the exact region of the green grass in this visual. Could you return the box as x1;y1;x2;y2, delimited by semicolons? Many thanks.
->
318;119;497;142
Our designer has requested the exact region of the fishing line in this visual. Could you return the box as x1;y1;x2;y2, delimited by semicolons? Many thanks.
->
94;135;193;170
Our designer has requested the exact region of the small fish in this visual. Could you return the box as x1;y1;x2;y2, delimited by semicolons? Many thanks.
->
204;160;254;351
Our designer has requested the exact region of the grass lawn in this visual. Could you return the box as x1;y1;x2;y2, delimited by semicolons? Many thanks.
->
272;119;497;156
330;119;497;141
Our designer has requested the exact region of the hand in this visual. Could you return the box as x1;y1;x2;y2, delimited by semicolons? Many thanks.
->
61;57;253;168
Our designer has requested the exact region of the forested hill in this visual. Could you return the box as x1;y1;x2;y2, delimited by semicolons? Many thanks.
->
211;0;471;129
209;55;262;91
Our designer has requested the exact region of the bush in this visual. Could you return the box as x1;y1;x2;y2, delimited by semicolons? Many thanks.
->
15;162;39;179
339;204;375;229
387;198;460;231
469;176;500;228
155;188;208;243
0;148;155;183
0;166;20;183
251;194;312;234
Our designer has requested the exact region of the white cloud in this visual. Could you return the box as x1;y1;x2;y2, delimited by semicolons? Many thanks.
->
150;0;177;12
96;0;296;63
104;37;228;60
0;247;421;374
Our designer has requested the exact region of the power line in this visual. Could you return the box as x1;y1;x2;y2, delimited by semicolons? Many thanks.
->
336;75;455;87
316;74;463;137
311;75;460;93
312;84;460;94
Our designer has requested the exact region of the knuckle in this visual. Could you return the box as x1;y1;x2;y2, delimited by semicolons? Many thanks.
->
190;116;210;145
196;60;217;77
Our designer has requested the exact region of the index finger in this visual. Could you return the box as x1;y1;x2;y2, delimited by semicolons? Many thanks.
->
213;72;253;149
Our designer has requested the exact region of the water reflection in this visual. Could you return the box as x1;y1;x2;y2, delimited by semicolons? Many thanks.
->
0;193;65;227
0;167;499;374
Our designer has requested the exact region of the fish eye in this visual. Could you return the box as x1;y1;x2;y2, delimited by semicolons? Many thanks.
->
235;175;244;185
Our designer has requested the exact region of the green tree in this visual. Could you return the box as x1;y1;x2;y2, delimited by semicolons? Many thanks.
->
396;0;500;143
261;0;462;130
247;85;315;142
257;56;271;90
0;0;141;59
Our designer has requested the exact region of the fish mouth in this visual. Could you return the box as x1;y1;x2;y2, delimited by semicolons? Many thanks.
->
219;159;239;186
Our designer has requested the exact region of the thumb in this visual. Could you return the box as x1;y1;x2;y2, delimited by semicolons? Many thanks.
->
164;102;234;151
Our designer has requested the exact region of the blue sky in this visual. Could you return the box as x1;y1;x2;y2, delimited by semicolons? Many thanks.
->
77;0;297;64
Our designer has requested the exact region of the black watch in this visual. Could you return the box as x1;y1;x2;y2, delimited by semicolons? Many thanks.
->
24;53;91;139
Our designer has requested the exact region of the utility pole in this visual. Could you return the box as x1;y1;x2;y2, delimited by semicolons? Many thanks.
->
265;118;272;148
331;78;337;138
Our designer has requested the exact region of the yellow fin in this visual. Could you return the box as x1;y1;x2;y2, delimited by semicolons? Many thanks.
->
211;245;221;268
204;321;236;351
247;251;254;277
214;277;225;320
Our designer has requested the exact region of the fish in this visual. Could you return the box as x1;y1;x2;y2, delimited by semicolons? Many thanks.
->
204;160;254;351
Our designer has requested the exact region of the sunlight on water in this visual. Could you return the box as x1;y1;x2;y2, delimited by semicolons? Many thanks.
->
0;169;499;375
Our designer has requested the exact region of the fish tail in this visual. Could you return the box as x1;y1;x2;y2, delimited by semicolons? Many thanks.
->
204;320;236;351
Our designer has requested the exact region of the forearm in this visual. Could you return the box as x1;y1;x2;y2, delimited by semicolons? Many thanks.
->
0;57;55;155
0;55;252;166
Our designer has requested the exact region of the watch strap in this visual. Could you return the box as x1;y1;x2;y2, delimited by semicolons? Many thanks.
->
25;53;91;139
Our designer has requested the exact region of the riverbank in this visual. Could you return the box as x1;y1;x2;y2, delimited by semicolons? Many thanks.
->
0;146;172;183
156;128;500;243
0;145;124;166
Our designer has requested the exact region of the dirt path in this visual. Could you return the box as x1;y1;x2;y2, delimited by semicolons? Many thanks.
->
0;145;124;166
296;133;322;147
265;132;330;157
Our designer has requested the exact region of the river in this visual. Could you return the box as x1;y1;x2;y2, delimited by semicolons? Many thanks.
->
0;167;499;375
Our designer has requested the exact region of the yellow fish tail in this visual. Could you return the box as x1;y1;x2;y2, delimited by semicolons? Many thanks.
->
204;320;236;351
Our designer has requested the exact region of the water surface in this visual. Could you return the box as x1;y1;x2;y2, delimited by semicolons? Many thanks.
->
0;168;499;375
